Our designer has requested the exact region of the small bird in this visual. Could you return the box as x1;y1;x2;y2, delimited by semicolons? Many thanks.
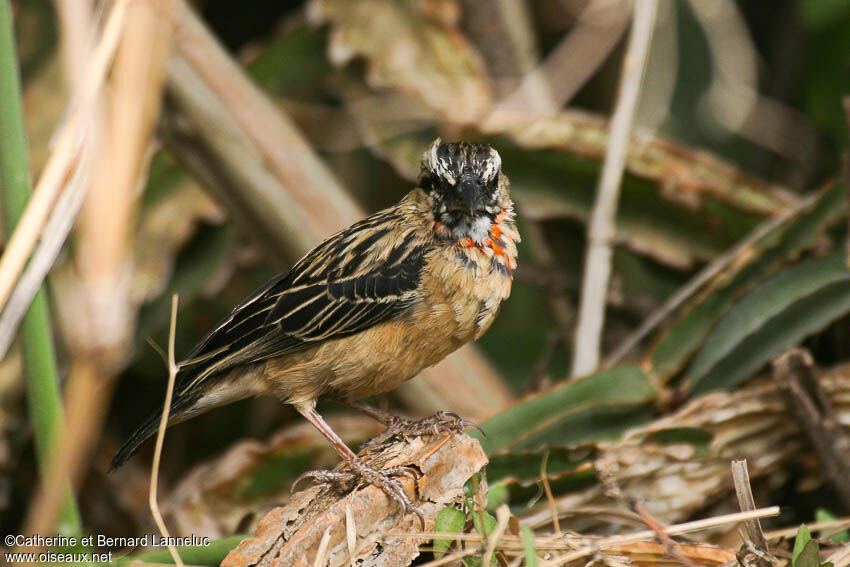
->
111;139;519;518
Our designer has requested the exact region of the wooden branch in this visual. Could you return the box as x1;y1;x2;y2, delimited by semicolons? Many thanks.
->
772;348;850;511
222;433;487;567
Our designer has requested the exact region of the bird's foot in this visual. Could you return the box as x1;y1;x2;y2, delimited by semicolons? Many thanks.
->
293;459;425;528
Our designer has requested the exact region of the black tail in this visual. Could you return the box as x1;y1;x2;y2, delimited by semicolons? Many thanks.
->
109;391;200;472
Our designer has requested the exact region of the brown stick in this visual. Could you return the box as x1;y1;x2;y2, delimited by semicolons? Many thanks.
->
772;348;850;510
731;459;772;567
595;457;698;567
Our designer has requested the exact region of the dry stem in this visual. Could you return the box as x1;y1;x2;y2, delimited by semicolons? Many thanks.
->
149;294;184;567
572;0;658;376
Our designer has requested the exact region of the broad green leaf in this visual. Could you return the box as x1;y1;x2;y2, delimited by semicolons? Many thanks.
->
794;524;813;566
688;254;850;394
432;507;466;559
504;145;763;269
486;447;596;487
521;526;539;567
651;181;846;381
476;366;657;454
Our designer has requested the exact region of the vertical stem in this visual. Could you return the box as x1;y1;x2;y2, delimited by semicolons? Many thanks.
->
571;0;658;377
0;0;82;533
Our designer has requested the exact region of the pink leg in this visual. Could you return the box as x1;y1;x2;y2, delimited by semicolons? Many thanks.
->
292;402;425;527
295;404;358;461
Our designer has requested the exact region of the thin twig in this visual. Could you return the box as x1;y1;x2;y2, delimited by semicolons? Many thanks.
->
764;517;850;540
572;0;658;376
604;190;818;367
541;450;561;534
596;457;697;567
388;507;781;548
482;505;511;566
149;294;184;567
730;460;769;555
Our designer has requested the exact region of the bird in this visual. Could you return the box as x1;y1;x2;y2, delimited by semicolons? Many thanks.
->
111;138;519;519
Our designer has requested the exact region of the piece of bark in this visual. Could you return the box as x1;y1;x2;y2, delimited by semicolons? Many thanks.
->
222;433;488;567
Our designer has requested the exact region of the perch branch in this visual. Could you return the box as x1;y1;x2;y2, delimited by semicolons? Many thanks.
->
222;433;488;567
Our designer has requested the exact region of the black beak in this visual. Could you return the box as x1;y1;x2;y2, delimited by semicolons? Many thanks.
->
457;174;480;214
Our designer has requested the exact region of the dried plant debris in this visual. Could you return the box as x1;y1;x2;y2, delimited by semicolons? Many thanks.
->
497;364;850;534
308;0;491;124
222;432;487;567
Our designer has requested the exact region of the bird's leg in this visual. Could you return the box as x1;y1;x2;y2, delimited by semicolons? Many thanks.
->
293;403;424;526
343;399;483;441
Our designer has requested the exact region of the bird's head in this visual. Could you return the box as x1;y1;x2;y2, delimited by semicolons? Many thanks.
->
419;139;509;242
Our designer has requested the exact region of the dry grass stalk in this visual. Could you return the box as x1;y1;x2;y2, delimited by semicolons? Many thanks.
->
541;450;561;534
572;0;658;376
0;0;128;315
149;294;185;567
19;0;175;545
730;459;770;564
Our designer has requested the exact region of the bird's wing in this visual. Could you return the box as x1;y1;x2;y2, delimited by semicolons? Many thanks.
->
175;209;430;391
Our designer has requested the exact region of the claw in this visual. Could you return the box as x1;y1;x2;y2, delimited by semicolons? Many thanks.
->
376;410;483;439
293;459;425;528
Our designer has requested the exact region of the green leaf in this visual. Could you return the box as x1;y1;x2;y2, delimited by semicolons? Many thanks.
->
794;524;813;567
815;509;850;543
486;482;509;512
432;507;466;559
473;509;497;538
476;366;657;454
486;447;594;487
796;539;822;567
650;181;846;381
521;525;539;567
504;145;762;270
688;254;850;394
